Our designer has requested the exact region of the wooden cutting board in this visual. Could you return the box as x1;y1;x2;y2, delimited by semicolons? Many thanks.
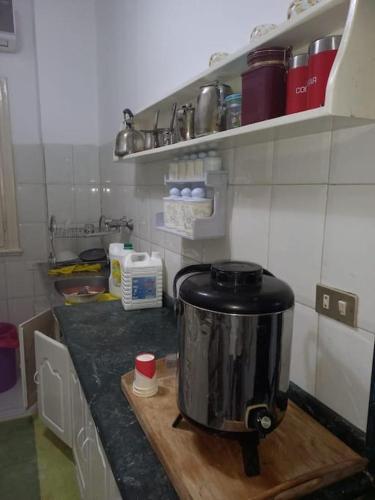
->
121;359;367;500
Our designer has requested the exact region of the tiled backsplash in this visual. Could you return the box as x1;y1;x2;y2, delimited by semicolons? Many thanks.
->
99;122;375;432
0;142;101;326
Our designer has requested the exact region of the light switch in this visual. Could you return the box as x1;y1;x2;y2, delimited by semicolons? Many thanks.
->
316;284;358;328
338;300;347;316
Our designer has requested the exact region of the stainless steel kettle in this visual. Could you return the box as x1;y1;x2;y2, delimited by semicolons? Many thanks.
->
114;109;145;157
195;82;233;137
176;104;195;141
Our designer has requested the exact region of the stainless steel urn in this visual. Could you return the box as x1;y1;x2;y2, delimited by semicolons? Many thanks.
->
173;261;294;476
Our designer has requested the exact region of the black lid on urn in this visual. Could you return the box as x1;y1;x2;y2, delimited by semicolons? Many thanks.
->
179;261;294;315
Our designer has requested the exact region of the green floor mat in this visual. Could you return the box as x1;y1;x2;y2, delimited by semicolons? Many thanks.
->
0;416;40;500
33;416;80;500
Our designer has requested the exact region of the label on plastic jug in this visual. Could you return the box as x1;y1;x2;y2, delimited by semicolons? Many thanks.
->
112;259;121;286
132;276;156;300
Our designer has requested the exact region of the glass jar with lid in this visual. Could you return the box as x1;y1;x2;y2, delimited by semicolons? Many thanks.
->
241;47;289;125
225;93;242;129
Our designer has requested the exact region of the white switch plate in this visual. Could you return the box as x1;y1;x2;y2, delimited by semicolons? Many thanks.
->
316;284;358;328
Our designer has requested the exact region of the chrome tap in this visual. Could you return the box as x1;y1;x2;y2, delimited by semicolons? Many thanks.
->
99;216;134;232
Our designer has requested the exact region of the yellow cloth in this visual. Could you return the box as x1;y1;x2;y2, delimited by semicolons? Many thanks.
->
64;292;120;306
96;292;120;302
48;263;102;276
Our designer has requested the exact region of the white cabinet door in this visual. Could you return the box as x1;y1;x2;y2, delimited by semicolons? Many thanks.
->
71;367;90;499
86;411;122;500
19;309;59;410
34;330;72;447
87;412;109;500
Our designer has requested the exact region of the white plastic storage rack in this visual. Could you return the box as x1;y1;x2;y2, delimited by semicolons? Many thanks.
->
114;0;375;239
155;171;227;240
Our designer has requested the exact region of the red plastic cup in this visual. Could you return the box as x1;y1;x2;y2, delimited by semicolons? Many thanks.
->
135;353;156;379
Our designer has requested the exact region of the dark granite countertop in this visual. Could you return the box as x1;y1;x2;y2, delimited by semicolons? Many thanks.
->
54;301;178;500
54;301;374;500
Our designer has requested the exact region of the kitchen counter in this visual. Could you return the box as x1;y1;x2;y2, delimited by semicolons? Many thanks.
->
54;301;178;500
54;301;373;500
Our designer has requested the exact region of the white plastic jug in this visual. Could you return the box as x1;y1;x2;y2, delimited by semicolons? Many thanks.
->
121;252;163;310
109;242;133;298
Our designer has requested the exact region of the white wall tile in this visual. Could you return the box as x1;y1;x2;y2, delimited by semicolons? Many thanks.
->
135;161;166;186
164;249;197;297
0;300;8;322
134;187;150;241
73;185;101;224
8;297;34;326
14;144;45;184
273;131;331;184
19;224;48;261
229;185;271;267
17;184;47;223
45;144;73;184
231;142;273;185
202;236;231;263
47;184;74;224
162;231;203;262
100;146;136;185
149;186;166;247
73;145;100;184
0;262;7;300
5;261;34;299
33;296;50;315
138;238;151;254
151;243;165;260
101;185;133;220
316;316;374;431
330;124;375;184
268;185;327;307
322;185;375;333
290;303;318;395
33;268;45;296
180;240;203;262
221;148;235;181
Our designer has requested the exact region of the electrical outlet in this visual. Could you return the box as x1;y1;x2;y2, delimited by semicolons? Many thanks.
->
315;284;358;328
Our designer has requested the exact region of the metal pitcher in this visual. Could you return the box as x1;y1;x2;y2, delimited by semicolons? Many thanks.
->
114;109;145;157
195;82;233;137
176;104;195;141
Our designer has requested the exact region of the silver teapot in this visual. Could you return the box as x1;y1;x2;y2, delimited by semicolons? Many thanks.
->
176;104;195;141
195;82;233;137
114;109;145;157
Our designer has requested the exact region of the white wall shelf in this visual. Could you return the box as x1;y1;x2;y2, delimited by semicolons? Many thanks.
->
113;0;375;165
156;171;227;240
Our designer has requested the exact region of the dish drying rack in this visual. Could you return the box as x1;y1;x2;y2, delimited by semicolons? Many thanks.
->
48;215;134;265
49;215;134;239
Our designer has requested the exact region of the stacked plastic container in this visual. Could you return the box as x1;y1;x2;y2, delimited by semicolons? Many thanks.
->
121;252;163;310
109;242;134;298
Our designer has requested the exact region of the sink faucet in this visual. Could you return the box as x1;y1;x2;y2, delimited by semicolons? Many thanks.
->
99;215;134;232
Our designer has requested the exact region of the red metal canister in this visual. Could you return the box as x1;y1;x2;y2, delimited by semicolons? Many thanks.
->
241;47;288;125
286;54;308;115
306;35;342;109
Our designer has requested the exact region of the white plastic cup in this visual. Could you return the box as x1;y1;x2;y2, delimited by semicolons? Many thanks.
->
132;353;158;397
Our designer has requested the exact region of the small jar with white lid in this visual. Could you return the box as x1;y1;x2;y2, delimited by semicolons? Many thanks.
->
178;155;190;179
186;154;197;178
204;150;222;172
168;158;179;180
195;152;206;178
